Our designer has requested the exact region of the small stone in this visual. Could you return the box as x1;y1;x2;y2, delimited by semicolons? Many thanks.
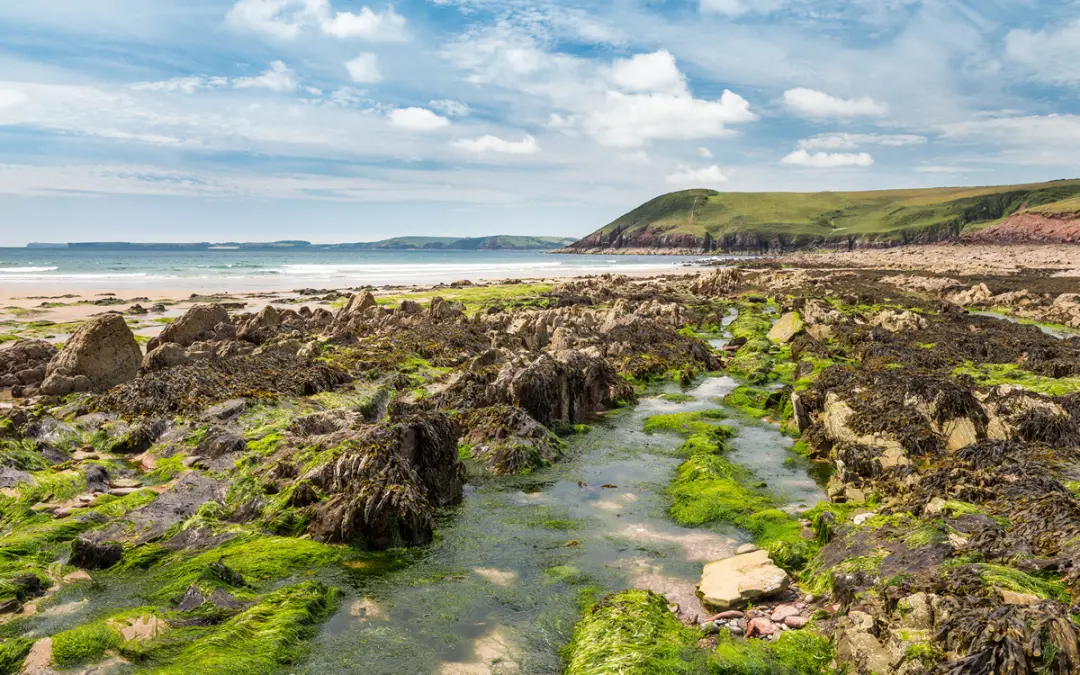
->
110;478;142;489
746;617;778;638
181;456;204;468
108;487;140;497
727;624;744;636
700;621;719;635
1000;589;1041;606
803;594;816;604
852;512;877;526
784;615;809;629
705;610;745;621
735;543;759;555
770;605;800;622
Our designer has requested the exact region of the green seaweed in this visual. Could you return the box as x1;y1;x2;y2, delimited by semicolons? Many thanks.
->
709;630;833;675
563;589;704;675
51;620;123;667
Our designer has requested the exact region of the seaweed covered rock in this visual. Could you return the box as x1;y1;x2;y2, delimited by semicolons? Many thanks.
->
462;405;564;474
40;314;142;395
0;339;57;392
98;352;350;416
147;303;231;351
302;412;465;548
489;351;631;427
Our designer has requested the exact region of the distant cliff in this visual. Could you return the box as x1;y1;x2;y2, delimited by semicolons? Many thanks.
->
28;235;576;252
558;180;1080;254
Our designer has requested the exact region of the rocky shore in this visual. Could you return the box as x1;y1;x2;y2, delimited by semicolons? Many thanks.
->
2;259;1080;674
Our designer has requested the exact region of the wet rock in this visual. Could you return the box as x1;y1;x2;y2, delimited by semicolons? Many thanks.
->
835;610;891;674
490;351;631;427
195;426;247;457
70;537;123;569
767;312;804;344
463;405;563;475
147;303;230;351
204;398;247;421
735;543;759;555
41;315;141;394
697;549;791;611
784;615;808;629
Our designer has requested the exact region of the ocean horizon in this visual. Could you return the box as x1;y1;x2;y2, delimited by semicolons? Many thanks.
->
0;247;707;292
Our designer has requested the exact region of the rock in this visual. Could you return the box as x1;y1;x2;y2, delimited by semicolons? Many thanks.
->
697;549;791;611
42;315;141;394
70;537;123;569
746;617;779;637
147;303;230;351
21;638;53;675
790;391;812;433
835;610;891;675
767;312;804;344
341;291;377;317
769;604;800;622
0;339;57;392
705;610;745;621
735;543;759;555
143;343;191;372
1000;589;1042;606
852;512;877;526
871;309;927;333
784;615;808;629
205;398;247;421
110;478;142;489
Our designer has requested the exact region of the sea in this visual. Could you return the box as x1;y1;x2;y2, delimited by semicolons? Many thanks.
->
0;248;710;293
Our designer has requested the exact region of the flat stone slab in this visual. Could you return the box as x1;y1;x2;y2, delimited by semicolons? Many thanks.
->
697;550;790;611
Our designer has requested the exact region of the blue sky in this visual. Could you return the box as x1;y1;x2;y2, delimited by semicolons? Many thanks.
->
0;0;1078;245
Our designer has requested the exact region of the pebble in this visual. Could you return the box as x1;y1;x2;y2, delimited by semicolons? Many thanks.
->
852;512;878;526
784;616;809;629
108;487;140;497
110;478;142;489
803;594;816;604
769;604;800;622
727;624;744;636
705;610;745;621
747;617;778;637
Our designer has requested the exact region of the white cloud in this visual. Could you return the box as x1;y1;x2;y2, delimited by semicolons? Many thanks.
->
797;133;926;150
453;134;539;154
345;53;382;83
699;0;784;16
783;88;888;118
0;89;29;108
665;164;730;186
226;0;407;42
697;146;713;158
429;99;470;117
781;149;874;168
234;61;297;93
321;5;407;41
586;90;755;148
388;107;450;131
610;50;686;96
914;165;987;174
130;76;228;94
1004;20;1080;85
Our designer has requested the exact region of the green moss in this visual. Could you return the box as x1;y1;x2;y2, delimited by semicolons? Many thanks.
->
660;393;697;403
457;443;473;460
143;535;345;603
709;630;834;675
546;565;588;585
802;554;885;596
955;362;1080;396
16;469;85;505
148;454;187;484
51;620;123;667
551;422;593;436
0;439;48;472
0;638;33;675
247;433;284;457
667;433;814;571
977;564;1067;602
563;589;704;675
146;581;339;675
643;410;730;437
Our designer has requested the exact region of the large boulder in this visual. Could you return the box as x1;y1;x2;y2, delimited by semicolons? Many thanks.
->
40;315;141;395
697;549;790;610
147;304;230;351
768;312;804;344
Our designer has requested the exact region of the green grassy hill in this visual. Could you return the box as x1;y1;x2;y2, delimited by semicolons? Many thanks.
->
563;179;1080;253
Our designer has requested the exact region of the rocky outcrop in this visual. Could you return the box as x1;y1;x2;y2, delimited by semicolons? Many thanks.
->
303;413;465;549
40;315;142;396
147;303;231;351
462;405;564;474
490;351;631;427
0;339;57;395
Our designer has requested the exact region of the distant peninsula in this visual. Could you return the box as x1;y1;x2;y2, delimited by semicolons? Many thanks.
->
26;235;577;252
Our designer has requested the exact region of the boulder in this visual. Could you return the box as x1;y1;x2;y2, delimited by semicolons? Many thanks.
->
871;310;927;333
0;339;57;391
143;343;191;372
147;303;230;351
767;312;804;344
697;549;790;610
42;315;141;394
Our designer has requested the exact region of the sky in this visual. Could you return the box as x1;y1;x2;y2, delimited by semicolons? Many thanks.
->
0;0;1079;245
